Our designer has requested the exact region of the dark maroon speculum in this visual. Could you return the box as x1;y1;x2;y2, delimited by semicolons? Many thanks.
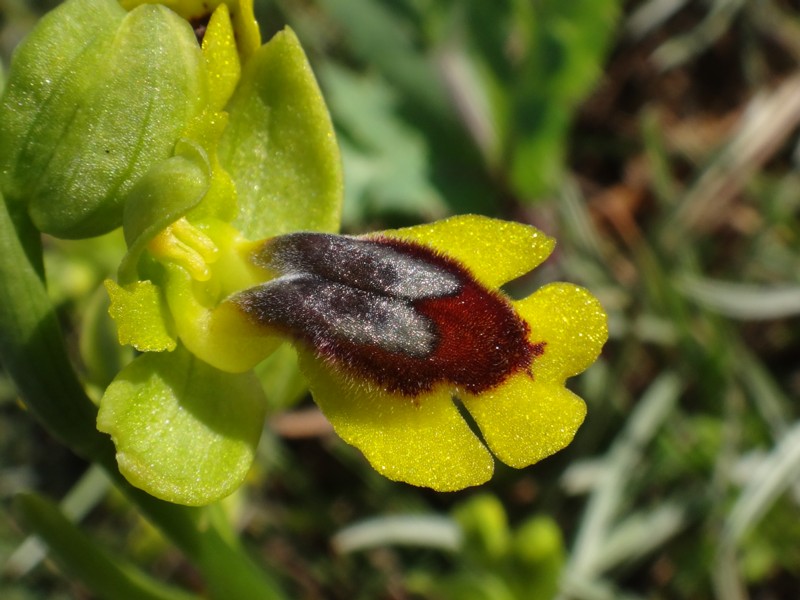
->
231;233;543;397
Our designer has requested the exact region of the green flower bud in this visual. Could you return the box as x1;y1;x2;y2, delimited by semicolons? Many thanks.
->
0;0;207;238
454;494;511;561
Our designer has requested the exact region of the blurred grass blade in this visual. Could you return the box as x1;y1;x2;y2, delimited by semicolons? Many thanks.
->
735;348;791;437
565;373;682;581
669;73;800;235
557;177;605;259
721;422;800;548
593;504;685;573
4;465;110;578
435;42;497;166
332;515;462;554
640;107;681;208
559;576;645;600
627;0;689;38
713;545;748;600
679;276;800;320
14;493;198;600
651;0;746;69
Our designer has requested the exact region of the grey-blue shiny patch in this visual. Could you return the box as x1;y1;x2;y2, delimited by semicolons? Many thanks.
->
253;233;460;300
233;273;437;358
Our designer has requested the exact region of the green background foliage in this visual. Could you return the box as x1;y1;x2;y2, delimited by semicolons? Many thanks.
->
3;0;800;598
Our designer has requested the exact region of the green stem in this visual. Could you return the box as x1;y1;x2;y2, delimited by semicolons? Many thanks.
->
0;196;285;600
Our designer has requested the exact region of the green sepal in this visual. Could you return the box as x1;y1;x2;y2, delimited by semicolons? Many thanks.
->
254;343;308;411
0;0;125;212
219;27;343;239
0;0;208;238
97;345;267;506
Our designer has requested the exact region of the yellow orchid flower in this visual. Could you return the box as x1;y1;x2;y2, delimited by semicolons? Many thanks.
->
226;214;608;491
39;0;605;499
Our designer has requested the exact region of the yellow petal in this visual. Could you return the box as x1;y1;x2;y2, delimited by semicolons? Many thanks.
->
515;282;607;383
379;214;555;289
461;374;586;469
298;351;494;491
122;0;260;60
202;4;241;111
105;279;176;352
221;0;260;61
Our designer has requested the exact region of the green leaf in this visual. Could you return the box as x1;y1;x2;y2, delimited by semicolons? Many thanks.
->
508;0;620;198
316;0;451;119
456;0;619;199
219;27;342;239
319;64;446;223
15;493;196;600
0;191;102;456
0;0;208;238
97;346;267;506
